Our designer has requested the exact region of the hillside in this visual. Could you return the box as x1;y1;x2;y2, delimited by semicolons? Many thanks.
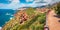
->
2;8;46;30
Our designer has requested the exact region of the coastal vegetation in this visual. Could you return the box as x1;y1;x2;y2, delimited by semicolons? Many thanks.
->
2;8;46;30
51;2;60;15
56;2;60;15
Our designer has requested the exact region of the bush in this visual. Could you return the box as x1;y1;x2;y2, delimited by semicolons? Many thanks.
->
56;2;60;15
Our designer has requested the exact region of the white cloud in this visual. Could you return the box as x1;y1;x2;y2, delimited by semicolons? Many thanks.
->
33;0;41;3
26;0;33;2
0;0;60;10
0;0;20;9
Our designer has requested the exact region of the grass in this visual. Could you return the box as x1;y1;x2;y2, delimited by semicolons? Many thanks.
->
2;8;46;30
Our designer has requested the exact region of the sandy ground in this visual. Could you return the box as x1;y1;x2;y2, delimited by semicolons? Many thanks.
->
47;10;60;30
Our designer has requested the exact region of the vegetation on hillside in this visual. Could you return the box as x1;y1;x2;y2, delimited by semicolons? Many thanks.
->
51;2;60;15
56;2;60;15
2;8;46;30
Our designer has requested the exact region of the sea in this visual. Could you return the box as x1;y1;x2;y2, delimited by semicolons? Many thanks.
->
0;9;18;27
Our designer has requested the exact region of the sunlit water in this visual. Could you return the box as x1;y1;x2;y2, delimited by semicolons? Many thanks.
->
0;9;17;27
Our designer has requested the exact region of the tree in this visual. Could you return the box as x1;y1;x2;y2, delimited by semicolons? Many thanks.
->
56;2;60;15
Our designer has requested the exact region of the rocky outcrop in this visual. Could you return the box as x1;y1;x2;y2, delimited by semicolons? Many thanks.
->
14;10;29;24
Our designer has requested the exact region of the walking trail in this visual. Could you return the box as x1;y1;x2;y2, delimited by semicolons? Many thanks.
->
47;10;60;30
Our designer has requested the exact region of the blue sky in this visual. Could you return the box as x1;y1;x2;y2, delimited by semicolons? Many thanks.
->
0;0;33;4
0;0;60;10
0;0;11;4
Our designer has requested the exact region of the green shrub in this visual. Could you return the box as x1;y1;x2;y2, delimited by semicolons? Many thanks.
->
55;2;60;15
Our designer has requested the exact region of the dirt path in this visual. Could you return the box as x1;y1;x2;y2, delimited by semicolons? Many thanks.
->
47;10;60;30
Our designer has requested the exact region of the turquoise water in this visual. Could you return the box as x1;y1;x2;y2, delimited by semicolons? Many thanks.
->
0;9;17;27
